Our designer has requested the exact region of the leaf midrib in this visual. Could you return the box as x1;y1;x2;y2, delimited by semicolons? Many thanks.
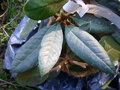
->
67;27;114;73
41;25;60;64
12;27;50;70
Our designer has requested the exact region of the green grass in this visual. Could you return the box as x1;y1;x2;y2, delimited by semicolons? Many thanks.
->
0;0;33;89
0;0;25;46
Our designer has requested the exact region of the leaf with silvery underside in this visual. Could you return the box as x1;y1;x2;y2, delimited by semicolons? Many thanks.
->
16;67;48;86
19;16;38;40
99;36;120;62
24;0;67;20
65;26;116;75
39;24;63;77
11;25;53;73
72;14;116;34
112;30;120;44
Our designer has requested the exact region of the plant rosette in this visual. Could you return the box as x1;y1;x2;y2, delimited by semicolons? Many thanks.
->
10;0;120;87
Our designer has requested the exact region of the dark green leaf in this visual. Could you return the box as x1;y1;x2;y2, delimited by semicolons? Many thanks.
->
65;26;116;74
16;67;48;86
11;25;51;73
39;24;63;76
24;0;67;20
72;14;117;34
16;66;60;86
48;70;60;80
99;36;120;62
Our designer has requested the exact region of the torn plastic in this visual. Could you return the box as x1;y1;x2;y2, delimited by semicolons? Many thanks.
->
3;16;49;70
63;1;80;13
63;0;89;17
36;72;117;90
75;0;89;17
4;16;39;70
4;16;120;90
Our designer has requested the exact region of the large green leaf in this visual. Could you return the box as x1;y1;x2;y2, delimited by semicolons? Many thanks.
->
24;0;67;20
16;66;60;86
16;67;48;86
65;26;116;74
72;14;117;34
99;36;120;62
39;24;63;76
11;26;52;73
19;16;38;40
